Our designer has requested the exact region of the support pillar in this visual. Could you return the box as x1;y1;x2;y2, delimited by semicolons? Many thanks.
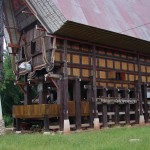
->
125;89;130;125
142;83;148;123
38;83;47;104
114;88;119;125
73;78;81;130
92;45;100;130
137;52;145;125
114;103;119;125
87;84;93;128
63;40;70;133
43;115;50;134
58;79;64;131
15;118;21;133
24;76;32;105
102;103;108;128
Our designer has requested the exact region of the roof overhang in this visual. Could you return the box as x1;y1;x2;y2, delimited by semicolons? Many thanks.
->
55;21;150;54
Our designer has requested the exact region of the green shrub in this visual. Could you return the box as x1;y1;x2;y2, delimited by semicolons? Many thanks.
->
3;115;12;127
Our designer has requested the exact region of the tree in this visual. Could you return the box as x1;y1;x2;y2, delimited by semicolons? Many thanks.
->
0;50;23;125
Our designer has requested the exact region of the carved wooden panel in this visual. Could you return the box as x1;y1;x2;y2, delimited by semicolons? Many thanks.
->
128;63;134;71
82;69;89;77
55;52;60;61
73;68;80;76
122;62;127;70
129;75;134;81
114;61;120;69
141;65;146;72
142;76;146;82
99;58;106;67
107;60;113;68
72;55;80;64
82;56;89;65
100;71;106;79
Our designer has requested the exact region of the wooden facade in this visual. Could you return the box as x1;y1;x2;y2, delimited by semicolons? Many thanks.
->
3;0;150;132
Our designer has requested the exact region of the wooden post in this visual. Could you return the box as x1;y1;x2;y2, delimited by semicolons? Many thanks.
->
135;88;139;124
102;103;108;127
142;83;148;123
92;45;99;129
125;89;130;125
63;40;70;132
102;88;108;127
58;79;64;131
87;84;93;128
73;77;81;130
137;52;145;124
115;103;119;125
16;118;21;133
24;75;32;105
114;88;119;125
38;83;47;104
43;115;49;132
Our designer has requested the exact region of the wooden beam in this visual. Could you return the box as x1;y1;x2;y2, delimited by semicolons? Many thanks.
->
73;77;81;130
87;83;93;128
114;88;119;125
92;45;98;118
125;89;130;125
38;83;47;104
58;79;64;131
63;40;69;120
137;52;143;116
16;118;21;131
24;76;32;105
102;103;108;127
8;43;20;49
142;83;148;123
43;115;49;132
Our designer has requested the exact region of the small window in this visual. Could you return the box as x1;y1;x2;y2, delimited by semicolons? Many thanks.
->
108;71;125;80
22;46;25;59
116;72;125;81
31;41;36;54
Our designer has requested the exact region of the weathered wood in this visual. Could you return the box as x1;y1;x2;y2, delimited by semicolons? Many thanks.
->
114;88;119;125
125;89;130;125
142;83;148;123
73;78;81;130
87;84;93;127
16;118;20;131
58;79;64;131
43;115;49;132
137;53;143;116
8;43;20;49
92;45;98;118
38;83;47;104
63;40;69;120
102;103;108;127
24;76;32;105
135;102;139;124
114;103;119;125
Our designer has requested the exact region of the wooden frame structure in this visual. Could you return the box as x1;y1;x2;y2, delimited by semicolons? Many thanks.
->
3;0;150;133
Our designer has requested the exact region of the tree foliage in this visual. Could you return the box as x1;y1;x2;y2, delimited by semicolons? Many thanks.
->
0;50;23;118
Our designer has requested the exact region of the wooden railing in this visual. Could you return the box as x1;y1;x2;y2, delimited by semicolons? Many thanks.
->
13;101;90;119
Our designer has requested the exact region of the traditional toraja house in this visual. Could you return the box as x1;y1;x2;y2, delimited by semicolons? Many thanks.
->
2;0;150;133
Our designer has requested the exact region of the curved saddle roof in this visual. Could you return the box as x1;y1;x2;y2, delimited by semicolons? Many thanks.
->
11;0;150;52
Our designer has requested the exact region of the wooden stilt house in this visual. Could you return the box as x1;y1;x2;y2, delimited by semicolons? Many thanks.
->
3;0;150;132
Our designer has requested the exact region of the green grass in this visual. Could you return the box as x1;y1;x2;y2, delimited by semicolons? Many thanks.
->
0;126;150;150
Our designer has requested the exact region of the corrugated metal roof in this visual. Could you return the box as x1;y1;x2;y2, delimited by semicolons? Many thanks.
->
23;0;150;53
52;0;150;42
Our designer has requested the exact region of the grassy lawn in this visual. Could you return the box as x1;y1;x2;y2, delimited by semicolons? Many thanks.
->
0;126;150;150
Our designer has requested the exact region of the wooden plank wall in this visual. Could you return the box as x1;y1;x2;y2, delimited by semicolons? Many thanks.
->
55;39;150;89
16;28;150;87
